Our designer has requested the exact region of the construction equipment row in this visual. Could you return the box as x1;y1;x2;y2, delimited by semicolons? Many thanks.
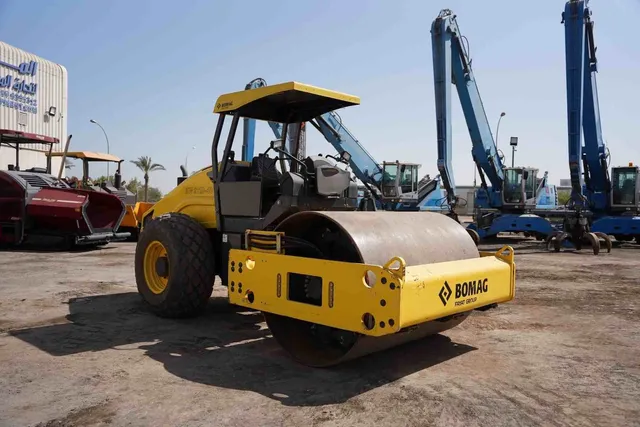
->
1;1;636;368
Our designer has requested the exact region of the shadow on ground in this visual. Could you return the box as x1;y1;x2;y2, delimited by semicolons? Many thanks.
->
9;292;476;407
0;241;113;254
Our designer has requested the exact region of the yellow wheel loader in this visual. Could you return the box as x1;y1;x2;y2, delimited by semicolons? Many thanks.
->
135;82;516;367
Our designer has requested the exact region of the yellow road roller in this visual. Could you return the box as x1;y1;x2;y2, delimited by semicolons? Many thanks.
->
135;81;516;367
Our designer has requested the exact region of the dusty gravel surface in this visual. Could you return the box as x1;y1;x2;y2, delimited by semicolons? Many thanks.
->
0;237;639;427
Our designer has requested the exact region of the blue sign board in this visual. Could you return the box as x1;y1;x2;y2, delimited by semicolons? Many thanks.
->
0;59;38;114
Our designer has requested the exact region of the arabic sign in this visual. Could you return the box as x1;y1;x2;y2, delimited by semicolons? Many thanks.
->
0;60;38;114
0;59;38;76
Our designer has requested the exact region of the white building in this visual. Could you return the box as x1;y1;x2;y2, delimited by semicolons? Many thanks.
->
558;178;572;192
0;41;68;175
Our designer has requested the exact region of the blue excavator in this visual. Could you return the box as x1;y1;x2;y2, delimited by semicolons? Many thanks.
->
429;9;559;242
545;0;638;253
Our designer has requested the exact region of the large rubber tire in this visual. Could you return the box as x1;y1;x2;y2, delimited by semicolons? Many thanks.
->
135;213;216;318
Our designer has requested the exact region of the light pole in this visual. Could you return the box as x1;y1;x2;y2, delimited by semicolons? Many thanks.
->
89;119;110;177
510;136;519;167
495;111;506;150
477;111;506;187
185;145;196;171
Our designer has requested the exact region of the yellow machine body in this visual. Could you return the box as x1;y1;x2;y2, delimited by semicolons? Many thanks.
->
121;202;154;229
140;165;220;230
228;242;515;336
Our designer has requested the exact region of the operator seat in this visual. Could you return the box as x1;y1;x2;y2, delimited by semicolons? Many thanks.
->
251;153;281;185
250;153;282;214
621;179;636;205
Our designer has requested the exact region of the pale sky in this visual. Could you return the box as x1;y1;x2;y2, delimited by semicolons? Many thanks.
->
1;0;639;193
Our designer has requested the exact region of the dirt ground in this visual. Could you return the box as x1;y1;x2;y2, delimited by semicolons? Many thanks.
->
0;236;639;427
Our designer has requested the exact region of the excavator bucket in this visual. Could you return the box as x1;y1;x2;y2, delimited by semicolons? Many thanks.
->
228;211;515;367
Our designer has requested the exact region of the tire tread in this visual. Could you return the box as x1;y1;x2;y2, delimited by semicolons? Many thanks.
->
135;213;215;318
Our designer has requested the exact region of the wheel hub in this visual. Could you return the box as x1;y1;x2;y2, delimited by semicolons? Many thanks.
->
155;256;169;277
143;240;170;294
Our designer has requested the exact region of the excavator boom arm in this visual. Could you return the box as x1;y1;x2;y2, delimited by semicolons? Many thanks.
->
562;0;610;207
431;9;504;206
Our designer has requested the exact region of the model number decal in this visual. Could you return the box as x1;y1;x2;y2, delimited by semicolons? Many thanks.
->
184;186;213;195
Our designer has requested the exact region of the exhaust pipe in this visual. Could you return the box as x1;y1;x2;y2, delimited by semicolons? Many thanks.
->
177;165;188;186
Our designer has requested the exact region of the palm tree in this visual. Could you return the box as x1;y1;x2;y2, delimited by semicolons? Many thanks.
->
130;156;165;202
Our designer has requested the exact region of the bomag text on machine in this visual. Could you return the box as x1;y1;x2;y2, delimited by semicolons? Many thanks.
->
134;81;517;367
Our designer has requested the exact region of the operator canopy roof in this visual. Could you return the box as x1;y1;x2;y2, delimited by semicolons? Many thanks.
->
0;129;59;145
213;81;360;123
51;151;122;163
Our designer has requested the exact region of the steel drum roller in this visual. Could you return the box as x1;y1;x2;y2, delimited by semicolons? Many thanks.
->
264;210;479;367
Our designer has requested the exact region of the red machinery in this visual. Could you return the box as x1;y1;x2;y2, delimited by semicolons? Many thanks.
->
0;130;130;248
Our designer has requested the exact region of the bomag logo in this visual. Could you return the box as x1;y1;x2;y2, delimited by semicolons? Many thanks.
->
439;278;489;306
216;101;233;109
439;281;452;306
456;278;489;298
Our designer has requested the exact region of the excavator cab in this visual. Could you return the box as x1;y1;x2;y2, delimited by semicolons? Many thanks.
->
610;164;639;210
380;161;421;203
502;167;539;207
